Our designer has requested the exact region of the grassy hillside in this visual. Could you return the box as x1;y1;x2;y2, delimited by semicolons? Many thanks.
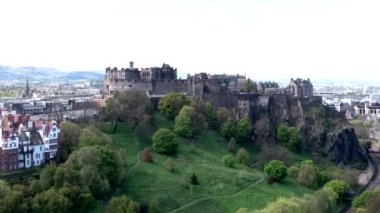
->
102;113;312;212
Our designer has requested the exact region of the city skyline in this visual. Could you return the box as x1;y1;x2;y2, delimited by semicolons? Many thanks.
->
1;0;380;81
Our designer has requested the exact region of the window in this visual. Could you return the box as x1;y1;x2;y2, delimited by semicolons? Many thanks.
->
53;133;56;137
40;146;42;151
52;128;56;132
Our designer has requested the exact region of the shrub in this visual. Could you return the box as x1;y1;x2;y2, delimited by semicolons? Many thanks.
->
235;117;251;142
297;164;317;188
235;148;249;164
287;166;300;179
163;158;175;173
152;128;179;154
190;173;199;185
221;120;236;139
141;148;153;163
228;137;237;153
352;191;374;208
107;195;139;213
264;160;287;181
222;155;236;168
324;180;349;198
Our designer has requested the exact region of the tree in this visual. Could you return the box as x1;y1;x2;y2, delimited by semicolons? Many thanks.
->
235;148;249;164
220;120;236;139
107;195;140;213
204;102;217;129
235;117;251;142
297;164;317;188
59;121;81;161
105;96;123;133
141;148;154;163
256;197;302;213
287;166;299;179
106;91;152;133
79;127;111;147
158;92;186;120
264;160;287;181
39;164;57;190
287;127;299;149
152;128;179;154
216;107;233;128
277;124;289;144
243;78;256;93
324;180;349;199
222;155;236;168
259;145;293;168
32;188;71;213
276;125;299;149
0;180;28;213
174;106;206;137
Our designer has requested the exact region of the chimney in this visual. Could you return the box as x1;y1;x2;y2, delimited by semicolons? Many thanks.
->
129;61;134;69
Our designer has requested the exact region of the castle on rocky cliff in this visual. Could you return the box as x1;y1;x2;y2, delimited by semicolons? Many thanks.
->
104;62;318;118
104;61;247;98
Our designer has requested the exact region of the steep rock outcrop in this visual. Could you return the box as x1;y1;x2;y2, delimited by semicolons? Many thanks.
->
254;95;368;166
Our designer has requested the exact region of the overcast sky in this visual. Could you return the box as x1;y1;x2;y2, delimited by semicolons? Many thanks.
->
1;0;379;81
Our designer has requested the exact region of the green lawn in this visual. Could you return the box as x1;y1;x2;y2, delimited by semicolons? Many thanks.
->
104;113;313;212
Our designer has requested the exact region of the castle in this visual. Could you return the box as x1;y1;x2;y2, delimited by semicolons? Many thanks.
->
105;61;251;97
104;62;316;118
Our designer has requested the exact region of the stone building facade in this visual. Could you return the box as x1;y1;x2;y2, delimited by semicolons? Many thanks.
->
288;78;313;98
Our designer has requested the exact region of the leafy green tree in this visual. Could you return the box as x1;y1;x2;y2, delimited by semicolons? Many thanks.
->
204;102;217;128
276;125;299;149
107;195;140;213
105;96;123;133
324;180;349;199
158;92;186;119
264;160;287;181
174;106;205;137
152;128;179;154
256;197;302;213
276;124;290;144
220;120;236;139
301;187;338;213
235;148;249;164
222;155;236;168
59;121;81;161
287;127;299;149
297;164;317;188
39;164;57;190
79;128;103;147
32;188;71;213
0;180;28;213
235;117;251;142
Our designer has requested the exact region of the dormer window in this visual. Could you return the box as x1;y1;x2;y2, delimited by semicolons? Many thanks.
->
52;128;56;132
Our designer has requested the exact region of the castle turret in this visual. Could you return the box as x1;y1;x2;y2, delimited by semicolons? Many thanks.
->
129;61;134;69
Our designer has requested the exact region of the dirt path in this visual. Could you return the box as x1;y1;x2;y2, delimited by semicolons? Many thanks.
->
126;151;142;176
365;152;380;190
169;174;265;213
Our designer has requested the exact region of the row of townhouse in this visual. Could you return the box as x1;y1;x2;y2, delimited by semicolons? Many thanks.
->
0;109;60;173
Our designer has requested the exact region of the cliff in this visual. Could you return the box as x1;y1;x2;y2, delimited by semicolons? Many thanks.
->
254;95;368;166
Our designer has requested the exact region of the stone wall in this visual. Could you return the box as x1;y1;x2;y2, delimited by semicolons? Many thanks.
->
152;80;189;95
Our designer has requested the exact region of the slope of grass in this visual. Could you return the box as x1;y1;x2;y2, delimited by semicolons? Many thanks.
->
104;113;313;212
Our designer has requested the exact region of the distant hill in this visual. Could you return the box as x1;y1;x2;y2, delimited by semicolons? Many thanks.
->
0;65;103;81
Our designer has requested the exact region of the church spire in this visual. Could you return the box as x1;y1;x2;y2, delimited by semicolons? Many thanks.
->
26;77;30;97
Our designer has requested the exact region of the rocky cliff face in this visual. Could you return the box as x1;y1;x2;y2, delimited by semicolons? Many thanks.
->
253;95;368;166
